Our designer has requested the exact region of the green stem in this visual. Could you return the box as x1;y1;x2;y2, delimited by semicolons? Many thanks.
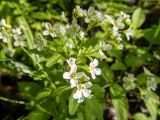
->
0;96;25;104
21;47;56;89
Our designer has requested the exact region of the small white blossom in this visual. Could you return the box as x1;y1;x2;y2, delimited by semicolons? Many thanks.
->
99;41;112;51
57;25;66;36
12;28;22;35
106;44;112;50
125;27;132;41
1;28;8;43
36;34;47;51
147;77;157;91
113;31;122;41
117;43;124;50
63;58;82;88
75;5;85;17
43;23;57;37
73;82;92;103
12;27;26;47
89;59;101;79
123;74;136;90
104;15;115;25
0;19;6;26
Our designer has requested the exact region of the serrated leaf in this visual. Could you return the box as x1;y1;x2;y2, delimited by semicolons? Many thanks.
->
69;94;79;115
132;7;146;28
46;54;62;67
110;84;128;120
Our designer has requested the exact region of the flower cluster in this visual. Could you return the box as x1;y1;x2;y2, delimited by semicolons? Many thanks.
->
74;6;133;52
0;19;26;47
63;58;101;103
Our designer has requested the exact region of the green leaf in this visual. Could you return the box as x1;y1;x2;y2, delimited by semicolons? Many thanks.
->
110;84;128;120
132;7;146;28
86;96;103;120
31;12;51;20
25;110;50;120
68;93;79;115
111;62;127;70
36;89;52;100
134;113;148;120
85;106;95;120
46;54;62;67
144;93;159;119
143;26;160;45
100;61;114;83
51;86;70;97
18;82;41;99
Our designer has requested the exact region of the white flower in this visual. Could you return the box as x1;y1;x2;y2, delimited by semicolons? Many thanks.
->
36;34;47;51
147;77;157;91
73;82;92;103
1;28;8;43
57;25;66;36
113;31;122;41
123;74;136;90
75;5;84;17
125;27;132;41
79;31;85;38
63;58;83;88
99;41;112;53
104;15;115;25
0;19;10;28
43;23;57;37
0;19;6;26
12;27;26;47
120;12;131;23
117;43;124;50
67;57;77;73
89;59;101;79
99;49;105;56
13;36;26;47
106;44;112;50
12;28;22;35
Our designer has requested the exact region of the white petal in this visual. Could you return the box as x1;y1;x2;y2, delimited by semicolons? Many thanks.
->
3;37;8;43
94;68;101;75
43;30;49;36
50;32;57;37
70;64;77;74
91;73;96;79
45;22;52;29
99;49;105;56
106;44;112;50
84;82;92;88
67;58;76;66
90;59;98;68
73;90;82;99
70;79;78;88
0;19;6;26
63;72;71;79
92;59;99;67
82;89;91;98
